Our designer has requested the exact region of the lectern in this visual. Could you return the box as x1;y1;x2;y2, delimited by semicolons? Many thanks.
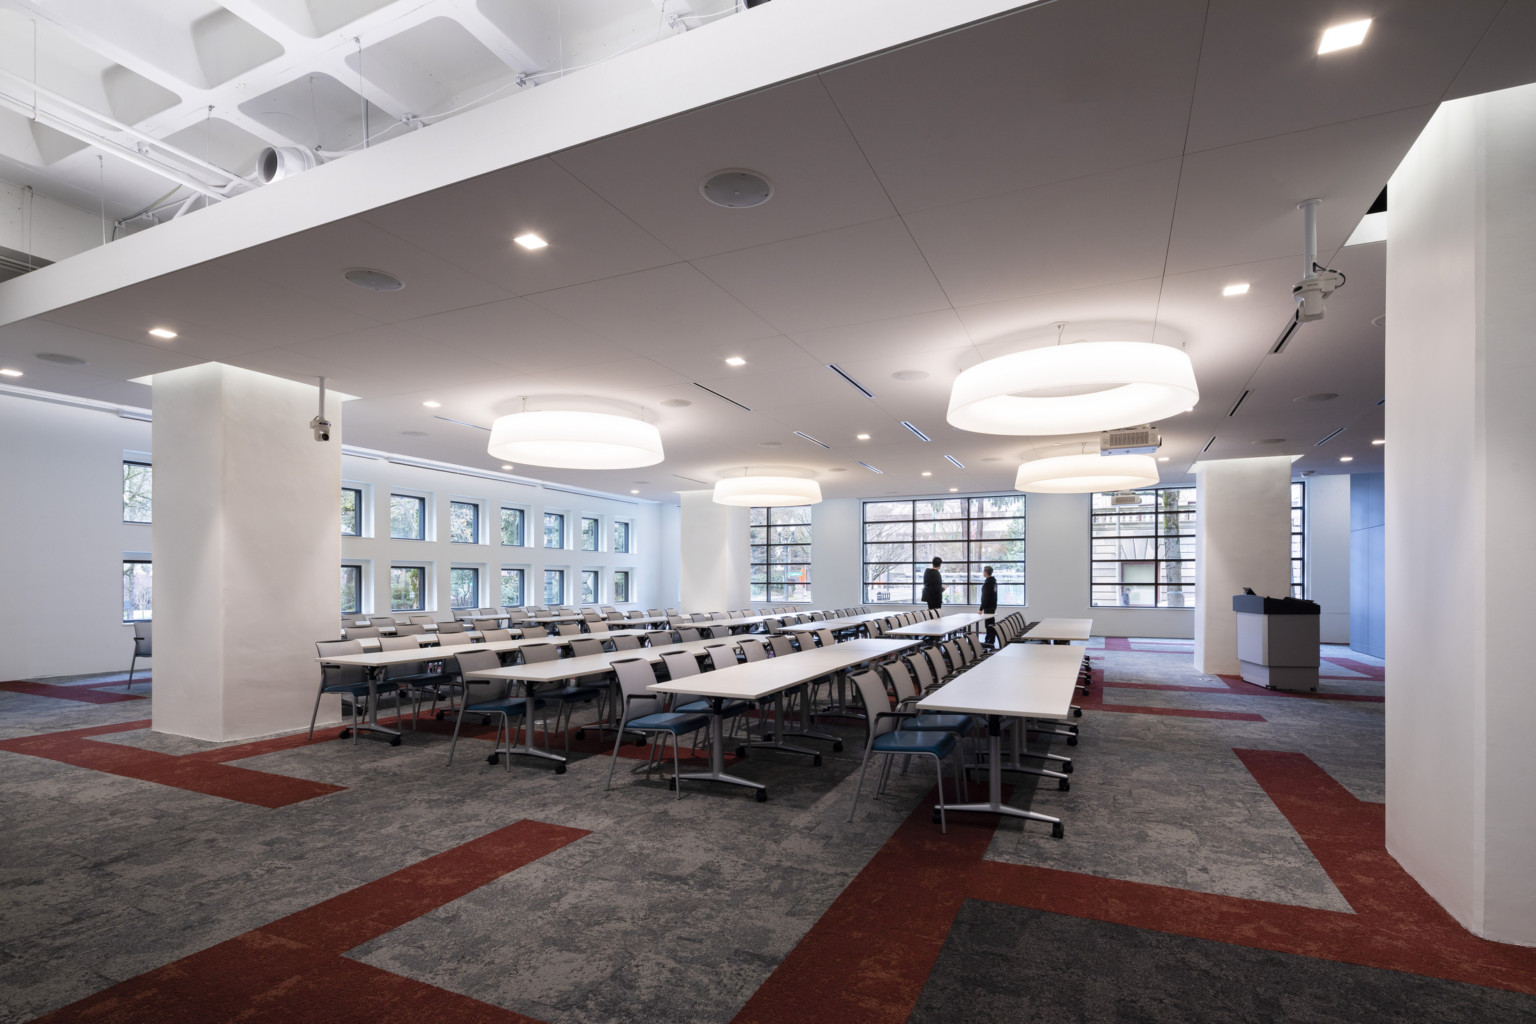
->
1232;594;1320;691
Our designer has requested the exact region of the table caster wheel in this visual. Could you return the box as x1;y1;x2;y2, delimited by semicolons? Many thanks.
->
1073;708;1083;718
487;754;499;765
1051;822;1065;839
435;710;446;720
1067;736;1078;746
338;729;351;740
555;763;567;775
389;736;401;747
668;778;676;790
634;736;647;746
735;746;748;759
833;741;844;753
756;790;768;803
1063;762;1074;774
932;810;941;824
813;754;823;767
1058;778;1070;791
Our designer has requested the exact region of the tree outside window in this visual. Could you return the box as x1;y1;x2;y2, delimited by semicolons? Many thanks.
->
501;568;524;607
581;516;600;552
750;505;812;603
450;567;479;609
341;488;361;536
122;560;152;621
391;566;425;610
340;565;361;614
390;495;425;540
450;501;479;544
1089;488;1195;608
544;512;564;549
123;462;152;523
862;496;1026;605
501;507;525;546
614;570;631;603
544;569;564;605
613;520;632;554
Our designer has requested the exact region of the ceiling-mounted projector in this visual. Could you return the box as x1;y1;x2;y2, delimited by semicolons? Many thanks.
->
1100;426;1161;456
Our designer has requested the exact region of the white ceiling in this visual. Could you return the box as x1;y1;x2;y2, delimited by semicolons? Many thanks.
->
2;0;1534;502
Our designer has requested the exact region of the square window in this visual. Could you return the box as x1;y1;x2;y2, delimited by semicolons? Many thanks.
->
544;512;565;549
751;506;812;603
341;487;362;537
390;495;425;540
500;568;525;607
391;566;425;611
450;567;479;609
862;497;1025;605
501;507;525;546
340;565;362;614
450;501;479;544
122;560;152;621
1089;487;1195;608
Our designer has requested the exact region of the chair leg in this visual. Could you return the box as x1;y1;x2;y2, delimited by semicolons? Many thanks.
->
127;654;137;691
933;754;948;834
846;746;877;822
447;703;469;765
308;689;324;740
671;734;684;800
606;717;629;791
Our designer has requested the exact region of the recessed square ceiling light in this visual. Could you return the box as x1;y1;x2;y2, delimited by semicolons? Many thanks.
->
1318;18;1371;54
630;489;640;495
1371;438;1385;445
0;368;22;377
725;356;746;367
856;433;870;440
1222;283;1250;297
148;327;178;339
948;487;958;493
921;471;932;477
501;464;514;470
1158;456;1169;462
513;233;548;250
1339;456;1354;462
422;400;441;408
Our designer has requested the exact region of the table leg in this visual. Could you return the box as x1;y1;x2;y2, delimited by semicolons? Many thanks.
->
748;690;823;763
488;682;567;773
341;669;402;745
673;699;765;800
941;716;1063;837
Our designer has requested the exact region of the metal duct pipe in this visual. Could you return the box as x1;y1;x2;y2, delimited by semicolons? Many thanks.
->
257;146;325;184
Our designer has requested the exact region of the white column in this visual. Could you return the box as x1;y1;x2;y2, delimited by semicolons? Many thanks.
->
152;363;340;741
677;490;749;612
1385;83;1536;945
1192;457;1293;674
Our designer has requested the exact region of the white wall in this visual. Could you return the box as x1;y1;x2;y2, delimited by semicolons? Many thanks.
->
0;179;103;264
1194;457;1294;674
807;497;864;610
0;393;153;679
1306;474;1351;643
678;490;749;612
338;456;664;615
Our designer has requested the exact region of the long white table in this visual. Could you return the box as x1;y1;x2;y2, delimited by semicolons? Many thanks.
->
774;611;890;635
888;612;992;640
647;637;919;801
1021;617;1093;643
917;643;1084;837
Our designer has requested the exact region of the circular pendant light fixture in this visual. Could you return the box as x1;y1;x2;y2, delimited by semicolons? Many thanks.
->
948;340;1198;436
1013;453;1160;493
712;474;823;507
487;410;663;469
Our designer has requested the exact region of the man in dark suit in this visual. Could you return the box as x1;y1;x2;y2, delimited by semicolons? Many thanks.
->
921;557;944;610
979;565;998;646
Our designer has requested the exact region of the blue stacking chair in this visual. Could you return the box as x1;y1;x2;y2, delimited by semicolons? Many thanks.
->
605;657;710;799
447;649;547;771
845;669;964;833
311;639;404;745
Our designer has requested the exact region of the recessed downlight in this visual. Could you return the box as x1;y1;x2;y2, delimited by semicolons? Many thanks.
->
725;356;746;367
921;471;932;477
148;327;178;339
701;170;772;209
1372;439;1385;445
856;433;870;440
513;233;548;250
344;268;404;291
948;487;958;493
1318;18;1371;54
422;400;441;408
630;489;640;495
1340;456;1354;462
501;464;514;470
1222;283;1250;297
1158;456;1170;462
0;368;22;377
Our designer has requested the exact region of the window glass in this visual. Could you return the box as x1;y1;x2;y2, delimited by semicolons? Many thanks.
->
581;516;600;551
122;560;152;621
751;506;812;603
450;567;479;609
1291;482;1306;599
390;494;425;540
544;512;564;549
123;461;152;523
613;520;632;554
501;507;525;546
390;566;425;611
500;568;524;607
450;501;478;544
544;569;565;605
862;498;1026;604
581;569;599;604
340;565;361;614
341;487;361;536
614;570;631;603
1090;488;1196;608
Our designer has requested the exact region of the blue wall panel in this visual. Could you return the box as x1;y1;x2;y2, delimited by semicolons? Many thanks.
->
1350;472;1385;659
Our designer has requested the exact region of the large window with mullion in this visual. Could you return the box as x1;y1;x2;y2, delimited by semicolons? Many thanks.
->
862;496;1026;605
750;506;812;603
1090;487;1196;608
500;507;525;546
390;494;425;540
1291;481;1305;599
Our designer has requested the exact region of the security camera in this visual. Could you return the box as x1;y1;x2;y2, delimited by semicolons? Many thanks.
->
310;415;332;442
1292;267;1345;322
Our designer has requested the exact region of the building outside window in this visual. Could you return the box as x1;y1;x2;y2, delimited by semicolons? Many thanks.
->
390;494;426;540
123;461;152;523
450;567;479;609
862;496;1026;605
613;520;632;554
391;565;425;611
501;507;525;546
581;516;600;551
613;570;631;603
122;559;152;621
340;565;362;614
581;569;599;604
500;567;525;607
1090;487;1196;608
750;505;812;603
341;487;362;536
450;501;479;544
544;512;565;549
1292;481;1306;599
544;569;565;606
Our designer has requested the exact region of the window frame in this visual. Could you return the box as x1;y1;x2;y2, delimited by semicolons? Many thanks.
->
449;565;481;610
500;566;526;608
543;511;567;550
1089;486;1196;609
613;519;633;555
389;492;428;541
500;506;527;547
121;557;153;622
543;567;567;606
340;563;363;615
389;564;428;612
341;486;363;538
750;505;813;604
861;496;1026;606
1291;481;1306;599
613;569;632;604
449;499;481;545
580;568;601;605
123;459;153;524
580;515;601;552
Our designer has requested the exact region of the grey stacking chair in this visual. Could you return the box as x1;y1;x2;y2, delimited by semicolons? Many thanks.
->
127;621;152;690
740;639;767;662
481;628;514;642
311;639;403;744
436;621;467;634
845;670;963;833
768;634;796;658
394;623;426;636
408;614;435;625
611;635;641;651
345;625;381;639
605;657;710;799
645;630;675;647
676;627;704;643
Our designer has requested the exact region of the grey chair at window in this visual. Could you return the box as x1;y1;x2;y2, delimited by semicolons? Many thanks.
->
394;623;427;636
472;617;501;633
611;635;641;651
582;608;603;623
600;605;617;615
665;607;681;618
768;635;796;659
626;610;646;621
127;621;152;690
369;616;397;629
436;621;467;634
311;640;403;744
606;611;626;622
605;657;710;800
647;608;666;620
446;648;546;772
345;625;381;639
408;614;436;626
644;630;674;648
844;669;963;833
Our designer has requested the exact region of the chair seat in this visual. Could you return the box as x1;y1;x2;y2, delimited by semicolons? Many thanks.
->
322;681;400;697
626;711;710;735
901;713;976;734
546;685;604;703
872;729;957;758
675;698;751;717
465;697;547;717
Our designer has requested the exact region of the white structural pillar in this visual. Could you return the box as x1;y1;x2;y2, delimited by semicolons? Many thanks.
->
1192;456;1293;675
152;363;340;741
1385;83;1536;945
677;490;749;613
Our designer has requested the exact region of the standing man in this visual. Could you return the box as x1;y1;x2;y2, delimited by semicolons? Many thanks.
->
979;565;998;646
922;557;944;611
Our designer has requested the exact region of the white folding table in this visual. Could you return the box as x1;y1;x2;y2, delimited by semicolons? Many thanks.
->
1020;618;1094;644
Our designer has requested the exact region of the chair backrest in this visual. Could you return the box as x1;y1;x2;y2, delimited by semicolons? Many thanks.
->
644;630;674;647
520;643;559;664
379;636;417;651
627;609;646;620
368;616;397;627
553;622;581;636
613;657;664;721
950;638;973;667
848;670;899;741
869;620;886;638
567;637;604;659
810;611;826;621
345;625;381;639
394;623;426;636
588;620;611;633
960;635;983;661
815;628;836;648
660;650;700;679
436;621;467;633
316;639;367;687
768;635;796;658
665;608;680;617
133;621;153;656
611;635;641;651
472;617;501;631
677;627;703;643
437;632;472;646
453;647;506;699
600;605;618;614
703;643;736;670
607;611;626;621
740;639;767;662
904;653;936;694
582;608;602;621
480;628;514;642
408;614;435;625
648;609;665;618
889;659;920;704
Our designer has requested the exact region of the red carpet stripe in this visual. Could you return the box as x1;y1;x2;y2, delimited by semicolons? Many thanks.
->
1081;668;1267;722
0;680;146;704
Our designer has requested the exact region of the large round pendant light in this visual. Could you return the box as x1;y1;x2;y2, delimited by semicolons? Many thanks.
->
713;475;822;507
1014;453;1160;493
487;410;663;469
948;342;1198;435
